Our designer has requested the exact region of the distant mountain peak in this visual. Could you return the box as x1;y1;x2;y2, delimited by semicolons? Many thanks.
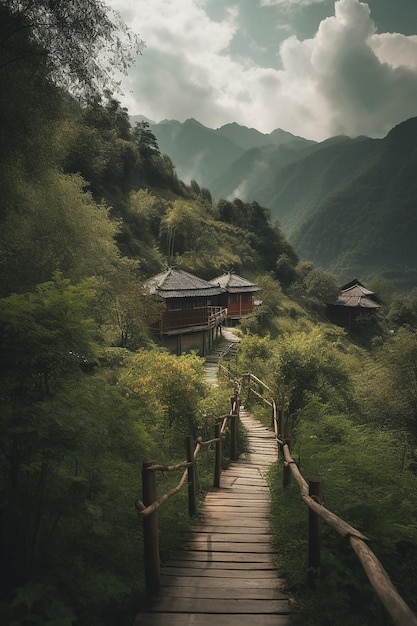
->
130;114;156;125
184;118;206;128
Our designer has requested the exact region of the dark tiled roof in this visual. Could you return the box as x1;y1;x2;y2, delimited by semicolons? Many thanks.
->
334;279;381;309
209;272;260;294
146;267;223;299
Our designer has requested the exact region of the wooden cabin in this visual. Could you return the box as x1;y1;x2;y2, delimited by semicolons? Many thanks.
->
145;267;227;355
209;272;260;323
326;278;382;328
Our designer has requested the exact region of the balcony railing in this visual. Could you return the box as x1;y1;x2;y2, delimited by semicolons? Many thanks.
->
152;306;228;333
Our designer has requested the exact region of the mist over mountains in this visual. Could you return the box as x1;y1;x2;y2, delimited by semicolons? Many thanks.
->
131;114;417;288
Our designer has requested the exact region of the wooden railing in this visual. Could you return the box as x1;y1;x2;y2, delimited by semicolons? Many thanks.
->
243;372;417;626
135;390;241;594
154;306;227;332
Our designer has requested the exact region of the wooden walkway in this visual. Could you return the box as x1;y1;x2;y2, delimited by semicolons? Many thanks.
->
134;409;291;625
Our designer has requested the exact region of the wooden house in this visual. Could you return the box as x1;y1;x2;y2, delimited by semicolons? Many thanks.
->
145;267;227;355
209;272;260;323
326;278;382;328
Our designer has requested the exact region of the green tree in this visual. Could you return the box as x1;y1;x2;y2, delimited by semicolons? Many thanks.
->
275;253;298;287
0;171;120;295
268;325;352;416
0;276;99;589
118;188;166;272
120;350;207;441
302;267;339;303
63;97;140;207
360;328;417;442
0;0;144;97
386;294;417;328
102;257;163;349
0;277;156;624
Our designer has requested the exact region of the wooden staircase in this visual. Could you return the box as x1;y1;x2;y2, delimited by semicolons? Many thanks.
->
204;327;241;386
134;409;291;625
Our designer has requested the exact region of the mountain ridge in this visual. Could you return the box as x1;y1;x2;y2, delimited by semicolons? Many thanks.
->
130;114;417;288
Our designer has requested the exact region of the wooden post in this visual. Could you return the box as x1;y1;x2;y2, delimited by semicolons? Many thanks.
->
214;422;222;488
277;408;282;441
186;435;196;517
230;414;238;461
308;475;324;589
283;409;291;441
283;439;291;487
230;395;236;414
142;461;160;594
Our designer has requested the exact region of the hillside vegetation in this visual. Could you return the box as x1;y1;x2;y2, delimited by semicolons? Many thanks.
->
1;3;417;626
147;116;417;288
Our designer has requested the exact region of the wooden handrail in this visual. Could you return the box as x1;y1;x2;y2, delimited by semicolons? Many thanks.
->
244;370;417;626
281;440;417;626
138;384;241;593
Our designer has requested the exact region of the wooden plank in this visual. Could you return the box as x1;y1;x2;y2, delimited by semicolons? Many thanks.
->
191;524;271;532
205;491;270;499
156;585;288;600
135;614;291;626
186;533;272;543
182;543;275;553
164;560;276;570
160;575;283;588
134;409;291;626
169;551;274;563
146;597;290;614
161;567;278;579
192;522;270;531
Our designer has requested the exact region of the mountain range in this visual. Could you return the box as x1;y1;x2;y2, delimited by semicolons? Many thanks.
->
130;114;417;288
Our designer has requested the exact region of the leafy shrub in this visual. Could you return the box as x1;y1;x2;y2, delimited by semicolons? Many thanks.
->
268;399;417;626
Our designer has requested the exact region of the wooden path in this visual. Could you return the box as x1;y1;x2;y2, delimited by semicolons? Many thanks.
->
134;409;291;625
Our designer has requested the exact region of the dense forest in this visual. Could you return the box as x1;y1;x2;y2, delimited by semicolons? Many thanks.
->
1;2;417;625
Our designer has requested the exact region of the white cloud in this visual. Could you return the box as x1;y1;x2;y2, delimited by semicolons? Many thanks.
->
370;33;417;71
108;0;417;140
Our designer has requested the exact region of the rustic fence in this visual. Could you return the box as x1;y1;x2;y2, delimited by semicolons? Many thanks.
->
243;371;417;626
135;389;241;594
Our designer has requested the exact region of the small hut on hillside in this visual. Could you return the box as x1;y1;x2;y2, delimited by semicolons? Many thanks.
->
326;278;382;328
209;272;260;324
145;267;227;355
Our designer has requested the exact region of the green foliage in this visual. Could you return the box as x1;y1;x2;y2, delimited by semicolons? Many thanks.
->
120;189;166;272
97;257;163;349
3;7;416;624
217;200;298;276
386;293;417;328
63;98;139;208
0;274;99;400
268;400;417;625
1;1;143;98
355;327;417;442
159;199;257;277
0;171;120;295
119;349;207;443
237;334;272;378
0;278;158;624
301;266;339;304
252;273;307;336
267;324;352;416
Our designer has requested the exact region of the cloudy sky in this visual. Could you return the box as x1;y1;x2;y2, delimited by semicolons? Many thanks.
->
107;0;417;140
